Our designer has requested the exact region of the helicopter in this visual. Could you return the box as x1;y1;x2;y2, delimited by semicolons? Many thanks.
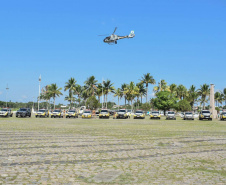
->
99;27;135;44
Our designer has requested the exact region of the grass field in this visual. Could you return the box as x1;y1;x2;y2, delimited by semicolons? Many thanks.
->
0;116;225;184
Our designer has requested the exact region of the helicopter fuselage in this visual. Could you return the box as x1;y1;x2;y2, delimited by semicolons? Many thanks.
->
102;29;135;44
103;35;130;44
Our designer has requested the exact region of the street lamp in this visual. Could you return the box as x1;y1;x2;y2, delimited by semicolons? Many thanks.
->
38;75;41;111
6;84;9;107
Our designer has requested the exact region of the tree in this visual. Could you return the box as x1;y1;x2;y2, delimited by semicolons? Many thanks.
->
223;88;226;107
84;75;98;96
176;84;187;100
39;85;51;109
140;103;151;111
187;85;199;110
140;73;156;103
153;91;178;115
136;82;146;104
64;78;77;108
121;83;128;106
169;84;177;95
96;83;103;103
81;89;89;104
75;84;83;107
65;92;76;108
114;88;123;110
215;91;221;107
219;92;224;108
198;84;210;109
176;99;191;112
48;83;63;110
86;96;99;110
124;82;139;111
153;79;169;93
103;80;115;108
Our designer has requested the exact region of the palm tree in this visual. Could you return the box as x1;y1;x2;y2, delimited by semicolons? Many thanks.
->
215;91;221;107
219;92;224;108
153;79;168;93
136;82;146;104
39;85;51;109
84;75;98;96
75;85;83;107
103;80;115;108
96;83;103;103
114;88;123;110
140;73;156;103
169;84;177;95
187;85;199;110
223;88;226;107
65;92;76;108
48;83;63;110
81;89;89;104
124;82;139;111
121;83;128;106
176;84;187;100
198;84;210;109
64;78;77;108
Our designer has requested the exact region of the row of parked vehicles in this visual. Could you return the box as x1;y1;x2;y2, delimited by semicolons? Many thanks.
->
1;108;226;121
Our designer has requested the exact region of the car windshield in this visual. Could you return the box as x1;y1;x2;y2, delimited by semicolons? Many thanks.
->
119;110;126;112
127;110;131;112
19;109;27;111
38;110;45;112
185;112;192;115
53;110;60;112
1;109;8;111
68;110;75;113
202;111;210;114
168;112;174;114
101;110;108;113
84;111;91;113
222;112;226;115
152;111;159;114
136;111;143;113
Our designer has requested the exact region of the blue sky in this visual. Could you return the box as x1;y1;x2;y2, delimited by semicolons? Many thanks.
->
0;0;225;104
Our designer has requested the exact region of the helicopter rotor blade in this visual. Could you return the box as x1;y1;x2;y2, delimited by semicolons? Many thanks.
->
112;27;117;34
98;34;109;36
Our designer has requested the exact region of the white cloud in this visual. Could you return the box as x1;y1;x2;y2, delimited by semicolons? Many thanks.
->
0;91;2;95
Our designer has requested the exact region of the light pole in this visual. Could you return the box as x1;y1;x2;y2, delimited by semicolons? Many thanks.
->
102;79;105;109
6;84;9;107
32;96;35;110
38;75;41;111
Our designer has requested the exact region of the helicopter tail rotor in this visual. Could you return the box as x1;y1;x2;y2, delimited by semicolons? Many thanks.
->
128;30;135;38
